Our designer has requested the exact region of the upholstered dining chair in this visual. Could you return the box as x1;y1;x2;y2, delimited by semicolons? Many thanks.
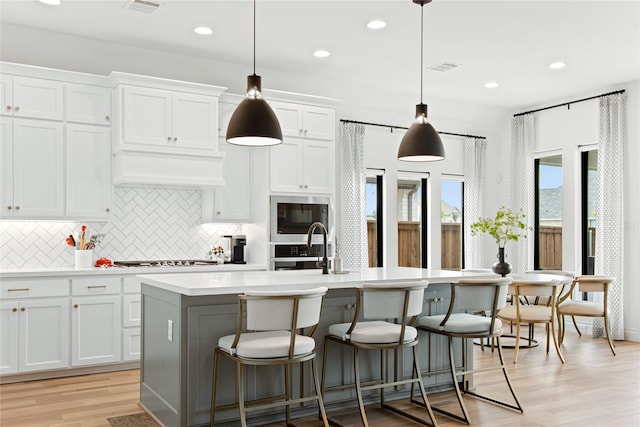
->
497;275;565;364
321;281;438;427
210;287;329;427
416;277;523;425
557;275;616;355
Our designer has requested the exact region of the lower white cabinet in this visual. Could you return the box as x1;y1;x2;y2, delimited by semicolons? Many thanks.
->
0;298;70;375
71;277;122;367
71;295;122;367
122;277;141;361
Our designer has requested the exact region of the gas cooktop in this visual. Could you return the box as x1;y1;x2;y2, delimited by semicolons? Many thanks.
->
113;260;219;268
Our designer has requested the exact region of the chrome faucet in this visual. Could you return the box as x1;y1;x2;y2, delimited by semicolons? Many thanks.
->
306;222;329;274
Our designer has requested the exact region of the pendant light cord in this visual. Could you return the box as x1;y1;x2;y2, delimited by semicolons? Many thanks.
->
420;2;424;104
253;0;256;75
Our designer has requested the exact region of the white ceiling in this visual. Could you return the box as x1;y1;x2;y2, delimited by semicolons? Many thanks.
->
1;0;639;109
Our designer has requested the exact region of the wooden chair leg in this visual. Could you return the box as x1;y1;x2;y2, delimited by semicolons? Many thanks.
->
550;314;565;364
604;314;617;356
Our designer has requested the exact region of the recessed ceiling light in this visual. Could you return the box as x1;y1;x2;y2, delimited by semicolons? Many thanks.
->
484;82;499;89
367;20;387;30
39;0;61;5
313;50;330;58
549;61;566;69
193;26;213;36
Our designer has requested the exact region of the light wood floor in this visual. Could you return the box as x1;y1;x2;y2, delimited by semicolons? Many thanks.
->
1;329;639;427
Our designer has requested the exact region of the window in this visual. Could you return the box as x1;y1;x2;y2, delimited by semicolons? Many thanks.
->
441;177;463;270
366;170;384;267
397;172;427;267
581;149;597;275
534;154;563;270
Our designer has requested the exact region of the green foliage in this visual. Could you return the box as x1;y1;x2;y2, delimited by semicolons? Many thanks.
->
470;206;529;248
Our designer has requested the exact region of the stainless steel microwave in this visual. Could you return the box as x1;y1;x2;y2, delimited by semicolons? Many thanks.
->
269;195;334;243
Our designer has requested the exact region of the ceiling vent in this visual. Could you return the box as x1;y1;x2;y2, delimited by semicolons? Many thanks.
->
426;61;461;72
125;0;161;14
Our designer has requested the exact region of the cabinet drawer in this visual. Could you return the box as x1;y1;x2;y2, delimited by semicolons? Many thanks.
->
71;277;121;296
123;277;141;294
1;279;69;299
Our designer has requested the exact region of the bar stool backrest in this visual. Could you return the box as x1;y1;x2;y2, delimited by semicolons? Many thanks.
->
577;276;613;293
361;281;428;319
456;278;511;313
244;287;328;331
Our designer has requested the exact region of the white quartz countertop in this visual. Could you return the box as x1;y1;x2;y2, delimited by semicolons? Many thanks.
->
138;267;498;296
0;263;267;279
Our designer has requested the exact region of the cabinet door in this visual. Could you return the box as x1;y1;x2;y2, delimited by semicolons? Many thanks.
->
66;124;112;219
302;106;335;140
0;75;12;117
71;295;121;366
66;83;112;126
12;76;64;121
270;101;303;137
302;140;333;194
213;142;252;222
171;92;217;150
270;139;303;193
18;298;69;373
123;294;141;328
0;301;19;375
12;118;64;217
122;86;171;146
0;117;13;218
122;327;141;361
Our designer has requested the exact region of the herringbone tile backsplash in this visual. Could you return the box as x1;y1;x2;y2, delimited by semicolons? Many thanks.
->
0;187;241;269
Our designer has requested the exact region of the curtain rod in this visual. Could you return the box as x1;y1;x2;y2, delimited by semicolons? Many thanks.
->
339;119;487;140
513;89;625;117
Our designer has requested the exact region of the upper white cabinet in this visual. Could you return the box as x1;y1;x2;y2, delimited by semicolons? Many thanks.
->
1;75;64;121
66;83;112;126
121;85;218;150
270;101;335;140
267;99;335;195
1;117;64;218
66;124;112;219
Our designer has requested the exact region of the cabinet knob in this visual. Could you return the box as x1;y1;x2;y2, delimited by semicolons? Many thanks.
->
74;304;79;308
12;308;17;312
105;208;110;213
15;206;20;210
105;115;110;121
5;105;10;111
14;106;20;112
304;185;308;189
167;136;171;142
299;184;303;188
7;206;12;210
173;137;177;142
345;303;353;309
304;129;308;136
216;211;221;215
20;307;26;312
299;129;303;135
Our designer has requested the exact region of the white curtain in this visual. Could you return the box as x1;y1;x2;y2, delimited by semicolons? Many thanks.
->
463;137;487;268
594;93;626;340
337;122;368;270
509;114;536;273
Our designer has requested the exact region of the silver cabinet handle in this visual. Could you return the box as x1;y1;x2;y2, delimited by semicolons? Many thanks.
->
87;285;107;289
8;288;29;292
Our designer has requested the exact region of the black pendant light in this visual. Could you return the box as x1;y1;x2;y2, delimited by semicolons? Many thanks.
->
226;0;282;146
397;0;445;162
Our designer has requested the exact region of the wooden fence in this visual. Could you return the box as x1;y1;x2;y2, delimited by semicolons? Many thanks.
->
367;221;564;271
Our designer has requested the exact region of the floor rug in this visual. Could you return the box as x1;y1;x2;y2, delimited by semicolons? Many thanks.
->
107;412;161;427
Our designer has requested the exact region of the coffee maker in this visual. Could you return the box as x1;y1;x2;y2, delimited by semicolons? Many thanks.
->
224;235;247;264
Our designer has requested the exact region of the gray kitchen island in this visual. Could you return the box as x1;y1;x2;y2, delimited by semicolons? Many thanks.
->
138;267;494;427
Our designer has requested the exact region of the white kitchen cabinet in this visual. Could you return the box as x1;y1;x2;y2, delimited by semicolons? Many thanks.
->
1;279;71;375
66;83;112;126
122;277;141;361
121;85;218;150
1;117;64;218
203;142;253;222
270;101;335;141
1;75;64;120
71;277;122;367
66;124;112;219
270;138;333;194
